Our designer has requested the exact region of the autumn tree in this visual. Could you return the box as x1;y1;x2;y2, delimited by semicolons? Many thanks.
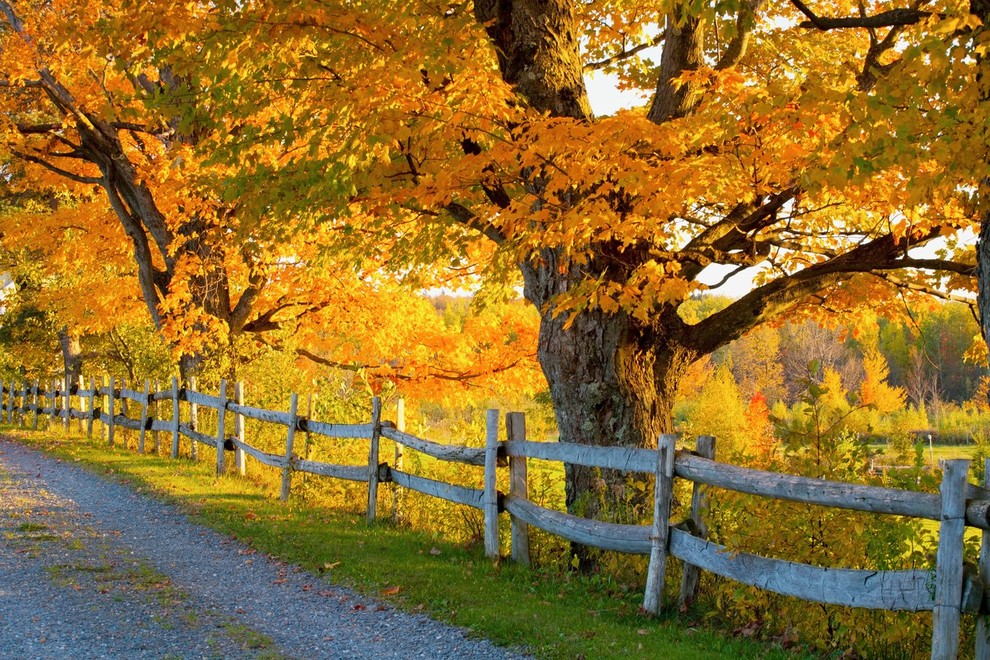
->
0;0;338;378
133;0;982;539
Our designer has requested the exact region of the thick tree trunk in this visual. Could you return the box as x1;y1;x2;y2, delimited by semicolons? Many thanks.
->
522;252;696;567
974;0;990;375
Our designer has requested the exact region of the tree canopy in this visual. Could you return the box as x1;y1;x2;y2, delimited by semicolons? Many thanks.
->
2;0;985;527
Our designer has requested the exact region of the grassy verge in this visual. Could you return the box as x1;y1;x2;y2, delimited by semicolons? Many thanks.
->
3;427;802;659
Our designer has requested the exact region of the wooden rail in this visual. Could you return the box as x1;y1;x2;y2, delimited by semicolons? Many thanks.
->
1;377;987;659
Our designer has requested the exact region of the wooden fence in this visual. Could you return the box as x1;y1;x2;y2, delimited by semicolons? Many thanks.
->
2;375;990;659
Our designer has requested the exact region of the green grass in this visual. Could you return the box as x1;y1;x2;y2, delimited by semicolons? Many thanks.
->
3;427;803;659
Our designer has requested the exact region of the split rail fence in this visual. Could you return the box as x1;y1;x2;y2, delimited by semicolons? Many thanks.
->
3;375;990;659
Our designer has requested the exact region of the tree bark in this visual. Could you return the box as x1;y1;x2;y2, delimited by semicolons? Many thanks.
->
973;0;990;370
59;326;83;386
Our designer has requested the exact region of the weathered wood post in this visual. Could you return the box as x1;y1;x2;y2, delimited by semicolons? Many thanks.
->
366;397;383;523
86;377;95;438
119;377;129;448
31;380;39;430
484;408;500;560
8;379;17;425
106;376;116;446
392;398;405;525
280;393;299;502
215;380;228;476
303;392;315;488
678;435;716;610
76;376;85;433
153;381;161;454
170;377;180;459
100;376;108;441
49;379;58;429
234;381;245;476
19;381;27;427
189;376;198;461
62;372;70;433
977;457;990;660
506;411;530;567
138;380;150;454
643;434;677;615
931;459;969;660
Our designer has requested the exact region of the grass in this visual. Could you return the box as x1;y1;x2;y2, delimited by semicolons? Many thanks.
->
2;426;803;659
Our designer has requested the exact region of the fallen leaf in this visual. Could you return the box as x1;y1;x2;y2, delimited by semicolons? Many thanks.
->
381;585;401;596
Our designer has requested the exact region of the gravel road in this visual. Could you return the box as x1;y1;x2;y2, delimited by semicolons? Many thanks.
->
0;437;524;659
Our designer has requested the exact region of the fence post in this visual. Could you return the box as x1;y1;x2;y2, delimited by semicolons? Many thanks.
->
303;392;315;487
484;408;500;560
506;411;530;567
8;379;16;424
49;379;57;429
32;380;39;430
678;435;716;610
931;459;969;660
643;434;677;615
234;381;245;476
100;376;108;441
107;376;116;446
189;376;198;461
366;397;382;523
170;377;180;459
86;377;95;438
76;375;84;432
215;380;228;476
153;381;161;454
978;457;990;659
280;393;299;502
392;398;405;525
138;380;150;454
20;381;27;427
62;373;70;433
119;377;129;447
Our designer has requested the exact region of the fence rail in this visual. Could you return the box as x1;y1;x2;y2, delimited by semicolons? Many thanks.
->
0;375;987;659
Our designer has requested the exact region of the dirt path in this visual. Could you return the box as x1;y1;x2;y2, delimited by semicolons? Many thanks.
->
0;437;522;659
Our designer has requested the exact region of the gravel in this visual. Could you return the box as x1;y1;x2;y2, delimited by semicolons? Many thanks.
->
0;437;525;659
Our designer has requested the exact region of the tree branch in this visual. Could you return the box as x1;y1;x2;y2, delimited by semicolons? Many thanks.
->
583;34;664;72
870;270;976;306
686;226;949;355
11;150;102;185
790;0;931;30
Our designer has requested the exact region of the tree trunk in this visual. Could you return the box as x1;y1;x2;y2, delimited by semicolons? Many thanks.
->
522;252;696;567
59;326;83;385
974;0;990;374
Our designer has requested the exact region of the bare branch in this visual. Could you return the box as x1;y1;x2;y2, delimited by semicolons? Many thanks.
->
870;270;976;305
790;0;931;30
583;34;664;72
295;347;524;385
0;78;43;88
11;150;102;185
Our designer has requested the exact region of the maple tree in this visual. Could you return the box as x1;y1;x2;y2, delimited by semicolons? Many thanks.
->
3;0;985;536
0;0;540;397
173;0;981;525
